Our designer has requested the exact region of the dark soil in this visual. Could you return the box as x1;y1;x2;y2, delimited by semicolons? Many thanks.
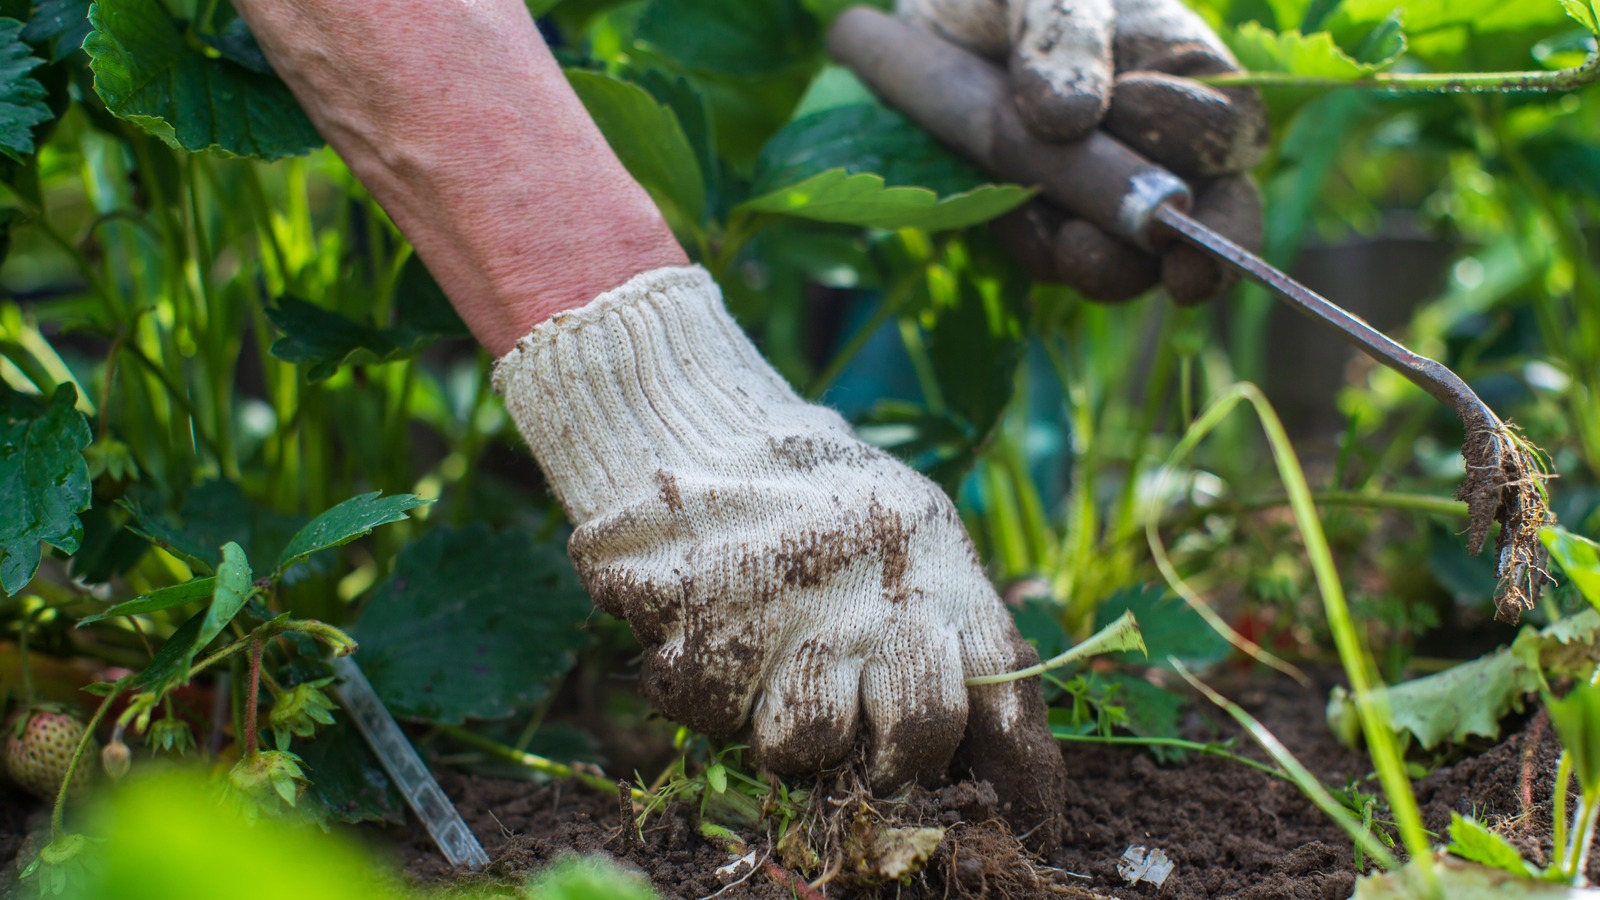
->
381;670;1591;899
0;670;1587;898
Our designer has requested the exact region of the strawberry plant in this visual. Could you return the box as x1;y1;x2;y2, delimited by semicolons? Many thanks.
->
0;0;1594;896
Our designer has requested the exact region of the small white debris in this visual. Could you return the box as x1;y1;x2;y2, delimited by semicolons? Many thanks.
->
1118;845;1174;887
715;850;757;878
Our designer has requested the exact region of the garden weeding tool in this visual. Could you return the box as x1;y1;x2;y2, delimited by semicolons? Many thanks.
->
829;7;1551;619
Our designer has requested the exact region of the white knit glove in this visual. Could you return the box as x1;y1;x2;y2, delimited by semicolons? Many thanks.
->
495;266;1065;845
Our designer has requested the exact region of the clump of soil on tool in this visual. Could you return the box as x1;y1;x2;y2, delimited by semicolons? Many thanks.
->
373;671;1592;899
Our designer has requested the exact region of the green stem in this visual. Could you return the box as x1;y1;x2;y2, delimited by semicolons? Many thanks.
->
805;264;925;399
433;723;647;801
1153;384;1434;891
118;343;224;459
50;682;126;838
1051;732;1289;781
1553;751;1573;873
1202;53;1600;93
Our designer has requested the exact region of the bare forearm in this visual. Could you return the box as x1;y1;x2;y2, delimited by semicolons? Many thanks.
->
233;0;687;355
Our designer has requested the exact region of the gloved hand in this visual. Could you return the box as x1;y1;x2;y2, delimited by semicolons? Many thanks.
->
898;0;1267;304
495;266;1066;848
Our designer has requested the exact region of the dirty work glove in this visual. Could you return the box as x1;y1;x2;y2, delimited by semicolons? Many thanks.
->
897;0;1267;304
495;266;1066;848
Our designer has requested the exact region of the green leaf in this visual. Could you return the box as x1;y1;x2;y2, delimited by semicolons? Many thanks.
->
1228;21;1403;79
1100;672;1185;741
120;480;310;577
1446;813;1535;876
294;717;404;825
1561;0;1600;34
1540;526;1600;611
24;0;93;63
77;576;216;626
0;384;92;595
705;763;727;794
132;609;204;692
354;526;592;724
1355;857;1576;899
196;542;251;650
522;856;658;900
743;103;1032;230
565;69;706;233
266;298;429;384
1343;610;1600;750
799;0;891;28
1546;680;1600;793
0;18;52;162
275;492;427;574
635;0;818;77
1095;585;1233;671
84;0;322;159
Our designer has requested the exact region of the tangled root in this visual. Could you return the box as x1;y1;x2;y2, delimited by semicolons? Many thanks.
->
1459;422;1555;623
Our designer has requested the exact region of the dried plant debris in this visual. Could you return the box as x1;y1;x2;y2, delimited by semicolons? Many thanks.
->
1117;845;1175;887
773;771;1090;895
1459;421;1555;623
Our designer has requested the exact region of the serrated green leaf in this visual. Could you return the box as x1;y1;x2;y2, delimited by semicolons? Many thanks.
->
354;526;592;724
295;717;404;825
0;17;52;162
1100;672;1185;740
1446;813;1535;876
1095;585;1232;671
0;383;92;595
23;0;91;63
1229;21;1402;78
635;0;818;77
266;297;438;384
744;102;1031;230
196;542;251;649
275;492;426;574
566;69;706;233
744;169;1030;231
1351;611;1600;750
117;495;216;573
83;0;321;159
120;480;310;577
1540;526;1600;611
77;576;216;626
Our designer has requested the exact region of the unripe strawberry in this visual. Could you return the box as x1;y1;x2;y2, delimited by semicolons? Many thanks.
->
4;708;94;801
101;737;132;781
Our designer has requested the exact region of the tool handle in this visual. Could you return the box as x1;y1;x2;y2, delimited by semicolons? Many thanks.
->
827;6;1188;250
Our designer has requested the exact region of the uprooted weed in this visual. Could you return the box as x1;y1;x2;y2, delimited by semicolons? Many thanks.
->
1459;422;1555;622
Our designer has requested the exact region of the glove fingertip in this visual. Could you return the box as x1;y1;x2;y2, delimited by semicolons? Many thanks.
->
1053;220;1159;303
1010;62;1110;143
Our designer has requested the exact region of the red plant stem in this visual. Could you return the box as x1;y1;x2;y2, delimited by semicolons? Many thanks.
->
243;638;263;757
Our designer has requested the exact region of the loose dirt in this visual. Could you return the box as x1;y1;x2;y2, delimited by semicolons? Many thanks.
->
0;669;1588;898
382;670;1593;898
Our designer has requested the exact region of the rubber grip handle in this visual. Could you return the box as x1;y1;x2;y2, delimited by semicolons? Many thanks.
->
827;6;1188;250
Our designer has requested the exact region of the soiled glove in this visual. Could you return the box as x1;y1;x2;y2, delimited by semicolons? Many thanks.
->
898;0;1267;304
495;266;1066;847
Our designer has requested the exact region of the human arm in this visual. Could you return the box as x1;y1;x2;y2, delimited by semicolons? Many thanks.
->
231;0;1069;847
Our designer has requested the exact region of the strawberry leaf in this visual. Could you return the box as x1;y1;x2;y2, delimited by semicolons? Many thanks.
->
197;542;251;649
354;526;591;724
0;17;53;162
275;492;427;575
77;576;216;626
0;384;91;595
84;0;321;159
